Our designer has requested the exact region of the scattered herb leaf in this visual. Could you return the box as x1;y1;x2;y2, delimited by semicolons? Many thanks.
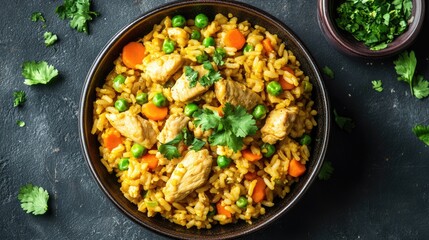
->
22;61;59;85
333;109;355;133
43;32;58;47
17;120;26;127
13;91;26;107
56;0;99;34
412;125;429;146
413;75;429;99
185;61;222;88
213;47;226;66
322;66;334;79
371;80;383;92
185;66;199;88
31;12;45;22
158;128;205;159
18;184;49;215
318;161;334;180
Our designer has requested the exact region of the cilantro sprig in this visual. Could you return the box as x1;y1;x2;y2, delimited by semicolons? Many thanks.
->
43;32;58;47
194;103;257;152
31;12;45;23
318;161;334;180
18;183;49;215
13;91;26;107
158;128;206;160
22;61;59;85
56;0;99;34
322;66;334;79
412;125;429;146
333;109;355;133
185;61;222;88
394;51;429;99
371;80;383;92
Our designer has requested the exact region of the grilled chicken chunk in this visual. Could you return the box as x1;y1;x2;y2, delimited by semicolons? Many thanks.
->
171;64;212;102
144;53;183;84
167;27;189;47
157;113;190;144
163;149;213;202
261;107;298;144
105;111;158;149
214;80;263;110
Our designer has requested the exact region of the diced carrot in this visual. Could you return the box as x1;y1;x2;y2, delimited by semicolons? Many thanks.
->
142;102;168;121
252;177;266;203
279;66;296;90
141;154;158;170
242;149;262;162
288;159;306;177
224;29;246;50
103;128;122;150
216;201;232;218
262;38;274;53
122;41;146;69
244;171;257;181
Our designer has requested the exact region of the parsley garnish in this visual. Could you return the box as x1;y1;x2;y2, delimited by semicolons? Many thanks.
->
31;12;45;22
213;47;226;66
43;32;58;47
17;120;26;127
394;51;429;99
318;161;334;180
194;103;257;152
336;0;412;50
158;128;206;160
22;61;59;85
322;66;334;79
333;109;355;133
13;91;26;107
18;183;49;215
185;61;222;88
185;66;199;88
56;0;99;34
371;80;383;92
412;125;429;146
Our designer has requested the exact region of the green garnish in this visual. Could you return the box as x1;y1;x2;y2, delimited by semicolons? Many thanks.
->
13;91;26;107
185;61;222;88
158;128;205;160
31;12;45;22
371;80;383;92
412;125;429;146
194;103;257;152
18;183;49;215
322;66;334;79
56;0;99;34
333;109;355;133
185;66;199;88
213;47;226;66
17;120;26;127
22;61;59;85
394;50;429;99
318;161;334;180
336;0;412;50
43;32;58;47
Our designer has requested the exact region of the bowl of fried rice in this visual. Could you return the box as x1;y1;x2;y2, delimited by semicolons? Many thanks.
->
79;0;330;239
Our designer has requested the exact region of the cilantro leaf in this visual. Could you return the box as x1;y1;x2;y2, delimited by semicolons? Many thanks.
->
193;108;222;131
17;120;26;127
13;90;26;107
185;66;199;88
158;144;181;160
158;128;205;159
18;183;49;215
318;161;334;180
333;109;355;133
223;104;257;137
413;75;429;99
412;125;429;146
190;138;206;151
43;32;58;47
322;66;334;79
371;80;383;92
394;50;416;94
213;47;226;66
31;12;45;22
22;61;59;85
185;62;222;88
56;0;99;34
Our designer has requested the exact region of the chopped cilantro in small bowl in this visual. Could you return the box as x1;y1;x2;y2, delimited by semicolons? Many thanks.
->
317;0;425;58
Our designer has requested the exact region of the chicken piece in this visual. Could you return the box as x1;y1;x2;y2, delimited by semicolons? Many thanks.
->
167;27;189;47
261;107;298;145
214;80;263;110
105;111;158;149
144;53;183;84
171;64;212;102
157;113;190;144
163;149;213;202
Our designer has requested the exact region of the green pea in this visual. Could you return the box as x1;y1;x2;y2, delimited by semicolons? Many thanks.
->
236;196;248;208
131;143;146;158
152;92;168;107
300;134;312;145
202;37;215;47
171;15;186;28
266;81;283;96
217;155;231;169
114;99;129;112
136;92;148;105
163;39;175;54
252;104;267;120
196;52;209;63
184;103;199;116
113;74;126;92
118;158;129;171
195;13;209;29
190;30;201;40
303;81;313;93
261;143;276;158
243;44;254;53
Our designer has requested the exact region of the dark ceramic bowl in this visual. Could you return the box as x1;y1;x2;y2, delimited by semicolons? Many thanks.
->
318;0;425;59
79;1;330;239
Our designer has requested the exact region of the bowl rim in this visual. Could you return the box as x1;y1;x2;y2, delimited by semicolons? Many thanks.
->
317;0;425;58
78;0;331;239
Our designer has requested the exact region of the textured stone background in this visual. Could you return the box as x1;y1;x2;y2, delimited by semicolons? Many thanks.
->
1;0;428;239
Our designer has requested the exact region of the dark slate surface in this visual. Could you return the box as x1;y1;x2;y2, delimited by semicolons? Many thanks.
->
1;1;428;239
